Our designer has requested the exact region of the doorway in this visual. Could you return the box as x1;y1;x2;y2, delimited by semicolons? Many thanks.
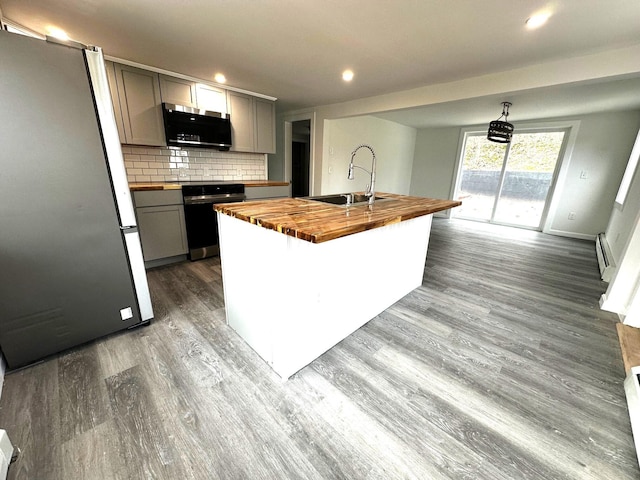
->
291;120;311;197
453;130;567;230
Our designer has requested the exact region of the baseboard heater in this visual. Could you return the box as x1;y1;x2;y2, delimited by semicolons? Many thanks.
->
596;232;615;282
0;430;14;480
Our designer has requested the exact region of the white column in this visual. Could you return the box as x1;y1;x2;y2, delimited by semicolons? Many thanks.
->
601;208;640;325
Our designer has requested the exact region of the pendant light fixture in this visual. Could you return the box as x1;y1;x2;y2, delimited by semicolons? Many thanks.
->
487;102;514;143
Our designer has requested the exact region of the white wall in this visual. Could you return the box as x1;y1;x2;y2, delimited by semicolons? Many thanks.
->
548;111;640;237
408;111;640;238
410;127;461;199
279;43;640;195
322;116;416;195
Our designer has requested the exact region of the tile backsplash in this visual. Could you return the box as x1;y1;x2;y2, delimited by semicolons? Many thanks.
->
123;145;267;183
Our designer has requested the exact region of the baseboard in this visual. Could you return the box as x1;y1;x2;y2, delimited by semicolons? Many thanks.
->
144;254;188;269
544;228;596;241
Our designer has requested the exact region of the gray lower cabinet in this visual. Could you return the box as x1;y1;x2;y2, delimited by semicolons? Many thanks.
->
245;185;290;200
133;190;188;263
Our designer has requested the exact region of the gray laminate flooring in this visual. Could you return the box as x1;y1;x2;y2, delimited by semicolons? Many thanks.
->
0;218;637;479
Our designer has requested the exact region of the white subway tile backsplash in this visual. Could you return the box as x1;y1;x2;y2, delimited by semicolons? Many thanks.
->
124;145;267;183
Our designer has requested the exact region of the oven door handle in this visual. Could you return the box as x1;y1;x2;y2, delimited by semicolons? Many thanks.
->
184;194;246;205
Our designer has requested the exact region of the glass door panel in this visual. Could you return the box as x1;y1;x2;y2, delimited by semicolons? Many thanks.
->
453;135;507;221
493;132;565;228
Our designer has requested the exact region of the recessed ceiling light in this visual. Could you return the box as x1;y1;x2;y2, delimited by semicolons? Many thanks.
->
526;13;551;29
214;73;226;84
342;70;354;82
46;26;69;40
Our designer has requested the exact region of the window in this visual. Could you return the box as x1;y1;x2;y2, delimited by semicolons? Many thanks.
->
453;129;567;230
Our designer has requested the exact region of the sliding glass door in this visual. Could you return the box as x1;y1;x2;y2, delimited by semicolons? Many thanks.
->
453;130;566;229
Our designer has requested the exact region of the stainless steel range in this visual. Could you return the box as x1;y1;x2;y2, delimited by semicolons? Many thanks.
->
182;183;245;260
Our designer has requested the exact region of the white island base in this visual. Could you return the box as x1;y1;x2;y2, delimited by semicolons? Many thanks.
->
217;212;434;380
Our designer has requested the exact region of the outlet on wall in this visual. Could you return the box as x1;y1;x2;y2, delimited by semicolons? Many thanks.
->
568;212;577;220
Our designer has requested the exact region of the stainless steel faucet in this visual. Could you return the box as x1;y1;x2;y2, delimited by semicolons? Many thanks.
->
347;144;376;205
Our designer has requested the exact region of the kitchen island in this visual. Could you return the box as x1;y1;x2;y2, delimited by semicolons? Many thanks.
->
215;193;460;379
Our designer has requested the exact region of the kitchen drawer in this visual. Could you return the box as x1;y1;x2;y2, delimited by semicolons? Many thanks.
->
133;189;183;207
245;185;290;200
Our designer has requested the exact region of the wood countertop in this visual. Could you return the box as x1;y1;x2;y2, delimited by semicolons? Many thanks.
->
215;193;461;243
129;180;289;191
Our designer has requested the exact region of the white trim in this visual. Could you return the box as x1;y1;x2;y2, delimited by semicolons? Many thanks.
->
0;429;14;479
544;229;596;241
104;55;277;102
1;18;45;39
615;127;640;207
624;367;640;467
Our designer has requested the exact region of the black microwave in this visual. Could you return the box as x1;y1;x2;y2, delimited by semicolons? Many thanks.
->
162;103;232;150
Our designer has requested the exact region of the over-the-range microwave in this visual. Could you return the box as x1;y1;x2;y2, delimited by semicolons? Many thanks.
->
162;102;232;150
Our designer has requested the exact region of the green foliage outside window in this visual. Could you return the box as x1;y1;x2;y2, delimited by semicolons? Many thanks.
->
463;132;565;172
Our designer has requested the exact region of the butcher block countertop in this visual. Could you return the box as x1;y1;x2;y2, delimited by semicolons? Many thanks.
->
129;180;289;191
215;193;461;243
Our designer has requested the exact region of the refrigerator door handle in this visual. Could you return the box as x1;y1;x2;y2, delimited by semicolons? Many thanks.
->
84;47;137;228
122;230;153;322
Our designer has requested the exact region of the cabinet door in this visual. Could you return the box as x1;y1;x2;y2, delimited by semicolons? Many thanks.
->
114;64;165;146
196;84;227;113
104;60;126;143
227;92;255;152
244;185;290;200
136;205;188;261
159;75;197;107
255;98;276;154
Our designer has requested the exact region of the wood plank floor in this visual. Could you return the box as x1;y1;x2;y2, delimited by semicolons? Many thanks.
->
0;218;637;479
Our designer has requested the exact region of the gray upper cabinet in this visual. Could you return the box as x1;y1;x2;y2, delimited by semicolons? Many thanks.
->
255;98;276;154
228;91;276;154
105;61;126;142
159;75;198;108
105;61;274;152
113;64;165;146
228;91;255;152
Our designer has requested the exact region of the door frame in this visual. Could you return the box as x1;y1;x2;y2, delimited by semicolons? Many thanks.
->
284;112;316;196
451;120;581;234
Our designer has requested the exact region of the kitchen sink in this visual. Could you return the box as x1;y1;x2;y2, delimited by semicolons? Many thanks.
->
304;193;385;206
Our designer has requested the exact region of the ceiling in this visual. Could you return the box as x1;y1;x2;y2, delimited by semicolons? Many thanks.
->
2;0;640;123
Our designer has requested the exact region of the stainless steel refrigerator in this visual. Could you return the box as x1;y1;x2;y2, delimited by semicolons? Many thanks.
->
0;30;153;369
